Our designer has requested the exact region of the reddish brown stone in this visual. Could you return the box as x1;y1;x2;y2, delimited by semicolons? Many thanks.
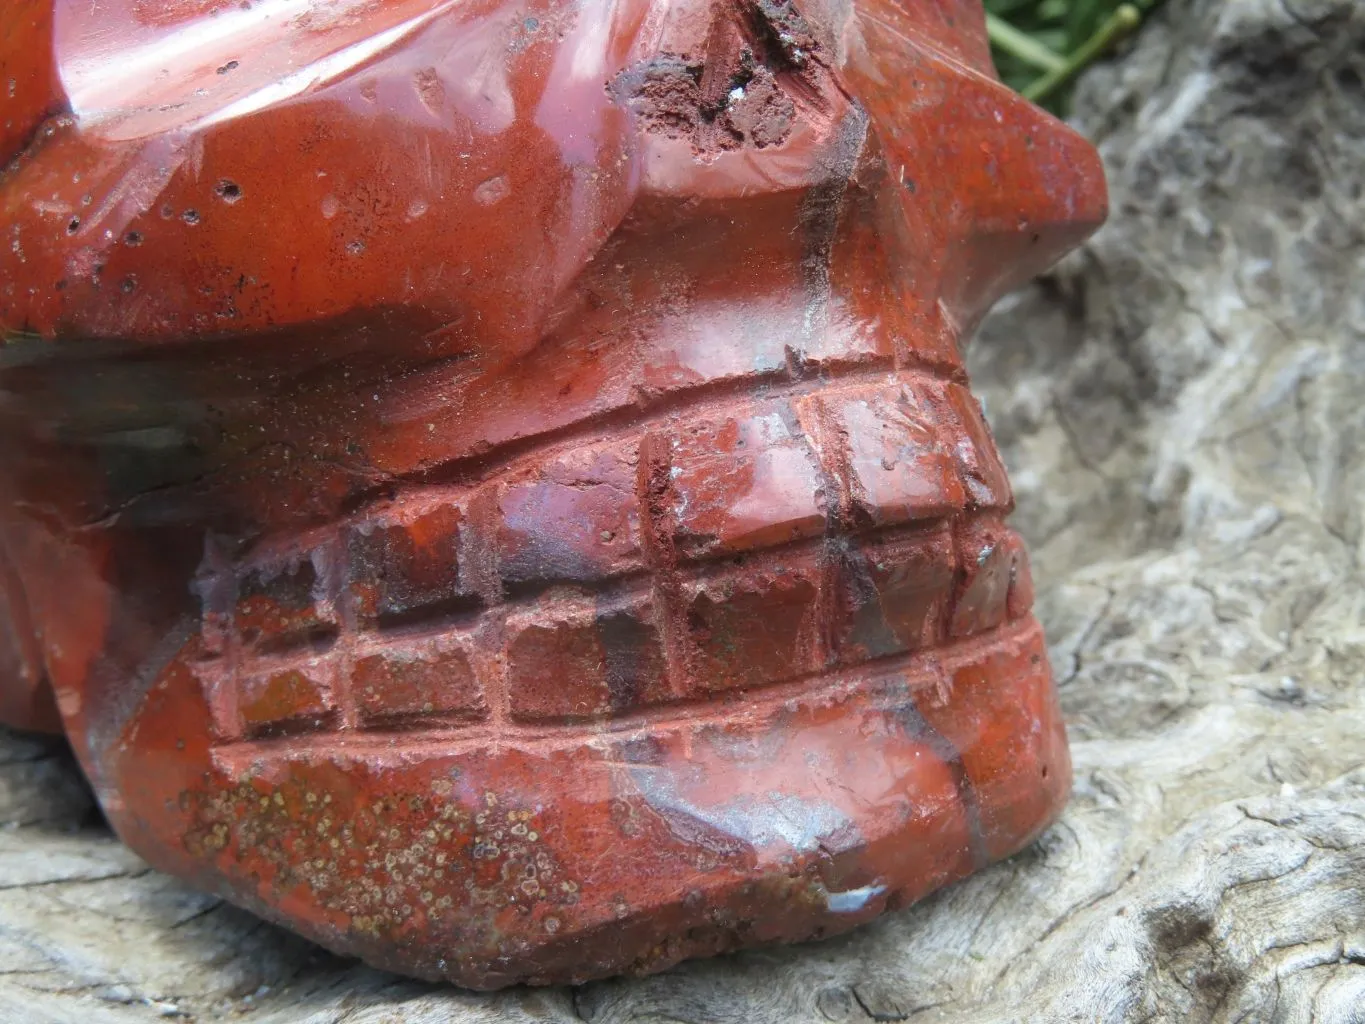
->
1006;532;1037;621
917;629;1070;862
0;536;57;732
0;0;1105;990
830;526;957;664
352;639;486;728
0;1;58;166
661;408;826;558
235;557;336;652
495;442;645;589
809;382;967;528
951;517;1033;639
938;382;1015;511
680;556;825;694
347;502;475;625
506;595;672;721
237;665;336;740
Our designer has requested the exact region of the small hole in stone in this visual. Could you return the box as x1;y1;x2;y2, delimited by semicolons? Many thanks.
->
66;216;80;234
124;231;143;246
217;60;239;75
215;180;243;203
182;209;200;225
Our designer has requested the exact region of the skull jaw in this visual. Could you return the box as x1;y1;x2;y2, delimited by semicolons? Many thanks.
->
40;327;1065;987
107;612;1068;989
0;278;1070;986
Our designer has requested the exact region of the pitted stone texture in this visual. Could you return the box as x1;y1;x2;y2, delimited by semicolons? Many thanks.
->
234;558;336;652
678;554;825;695
351;637;485;727
236;665;336;739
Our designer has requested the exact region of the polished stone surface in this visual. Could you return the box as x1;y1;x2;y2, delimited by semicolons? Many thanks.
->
0;0;1104;988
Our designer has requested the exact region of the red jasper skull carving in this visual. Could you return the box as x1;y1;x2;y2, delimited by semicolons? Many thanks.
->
0;0;1105;988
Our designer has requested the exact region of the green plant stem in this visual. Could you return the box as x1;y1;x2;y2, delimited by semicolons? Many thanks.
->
1023;3;1142;104
985;12;1067;73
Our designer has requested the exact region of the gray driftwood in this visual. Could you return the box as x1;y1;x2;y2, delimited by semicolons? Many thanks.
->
2;0;1363;1020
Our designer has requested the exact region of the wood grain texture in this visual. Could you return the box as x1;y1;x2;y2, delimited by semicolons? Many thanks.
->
2;0;1364;1018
